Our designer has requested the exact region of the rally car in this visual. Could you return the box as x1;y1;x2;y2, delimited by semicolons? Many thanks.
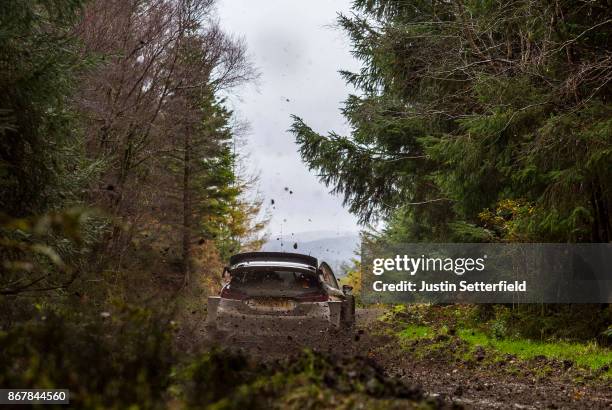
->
206;252;355;336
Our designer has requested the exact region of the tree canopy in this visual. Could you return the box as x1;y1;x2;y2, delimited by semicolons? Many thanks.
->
1;0;265;299
291;0;611;243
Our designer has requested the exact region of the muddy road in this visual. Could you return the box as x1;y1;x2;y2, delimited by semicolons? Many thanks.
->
191;308;611;409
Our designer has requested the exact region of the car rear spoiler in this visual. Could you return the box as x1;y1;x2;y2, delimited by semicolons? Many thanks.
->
229;252;318;268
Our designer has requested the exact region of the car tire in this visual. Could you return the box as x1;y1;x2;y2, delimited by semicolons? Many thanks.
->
205;324;227;344
341;295;356;328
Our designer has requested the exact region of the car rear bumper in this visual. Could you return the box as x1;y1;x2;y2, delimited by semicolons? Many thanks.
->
207;296;342;335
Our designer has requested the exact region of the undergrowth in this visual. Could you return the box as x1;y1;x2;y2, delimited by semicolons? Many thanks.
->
387;305;612;379
0;307;434;409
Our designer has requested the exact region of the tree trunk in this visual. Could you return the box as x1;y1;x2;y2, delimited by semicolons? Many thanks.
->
591;180;611;243
182;131;192;286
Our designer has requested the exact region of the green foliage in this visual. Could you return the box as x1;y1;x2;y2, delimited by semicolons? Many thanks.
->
0;28;268;408
172;344;430;409
398;325;433;340
339;259;363;301
0;307;175;409
292;0;611;346
1;0;263;304
187;92;246;258
291;0;612;242
456;329;612;372
0;0;91;216
178;348;259;409
388;304;612;345
0;0;107;302
0;311;429;409
485;305;612;343
395;316;612;374
0;208;102;297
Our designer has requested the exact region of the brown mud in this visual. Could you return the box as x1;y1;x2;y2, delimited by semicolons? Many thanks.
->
182;308;612;409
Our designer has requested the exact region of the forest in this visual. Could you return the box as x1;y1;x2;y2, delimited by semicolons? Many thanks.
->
1;0;265;302
1;0;611;408
0;0;271;406
293;0;612;338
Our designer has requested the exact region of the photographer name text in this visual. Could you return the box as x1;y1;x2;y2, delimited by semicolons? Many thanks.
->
372;280;527;292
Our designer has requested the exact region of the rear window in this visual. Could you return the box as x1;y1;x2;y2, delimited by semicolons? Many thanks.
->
231;269;321;291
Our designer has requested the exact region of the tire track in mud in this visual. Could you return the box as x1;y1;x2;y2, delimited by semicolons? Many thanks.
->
198;308;611;409
357;311;612;410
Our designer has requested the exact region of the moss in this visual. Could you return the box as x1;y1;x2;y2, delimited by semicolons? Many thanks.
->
457;329;612;373
398;325;433;340
396;320;612;379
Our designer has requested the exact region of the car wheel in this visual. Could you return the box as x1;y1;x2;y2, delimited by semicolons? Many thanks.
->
205;324;227;344
341;295;356;327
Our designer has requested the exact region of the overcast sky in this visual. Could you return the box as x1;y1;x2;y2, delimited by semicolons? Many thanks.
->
216;0;361;239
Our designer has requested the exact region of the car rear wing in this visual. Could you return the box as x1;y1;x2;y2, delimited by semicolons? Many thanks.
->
229;252;318;269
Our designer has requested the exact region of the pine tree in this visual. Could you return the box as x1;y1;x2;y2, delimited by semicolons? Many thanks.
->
290;0;611;243
0;0;89;216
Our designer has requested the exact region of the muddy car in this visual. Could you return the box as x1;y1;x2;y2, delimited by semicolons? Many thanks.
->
206;252;355;337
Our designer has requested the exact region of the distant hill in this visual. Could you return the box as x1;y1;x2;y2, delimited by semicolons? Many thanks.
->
262;230;360;276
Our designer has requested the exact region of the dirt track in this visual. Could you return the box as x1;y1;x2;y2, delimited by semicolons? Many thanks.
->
195;308;612;409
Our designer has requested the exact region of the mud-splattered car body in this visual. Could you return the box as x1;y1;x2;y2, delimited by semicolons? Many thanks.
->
206;252;355;336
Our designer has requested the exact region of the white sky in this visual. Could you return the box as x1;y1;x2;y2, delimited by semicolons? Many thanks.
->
216;0;362;238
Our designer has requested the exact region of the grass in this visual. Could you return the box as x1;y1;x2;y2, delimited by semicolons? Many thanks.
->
398;325;433;340
397;324;612;375
458;328;612;371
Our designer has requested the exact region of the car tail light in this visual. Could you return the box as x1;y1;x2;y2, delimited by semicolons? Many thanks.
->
220;285;247;300
294;292;328;302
